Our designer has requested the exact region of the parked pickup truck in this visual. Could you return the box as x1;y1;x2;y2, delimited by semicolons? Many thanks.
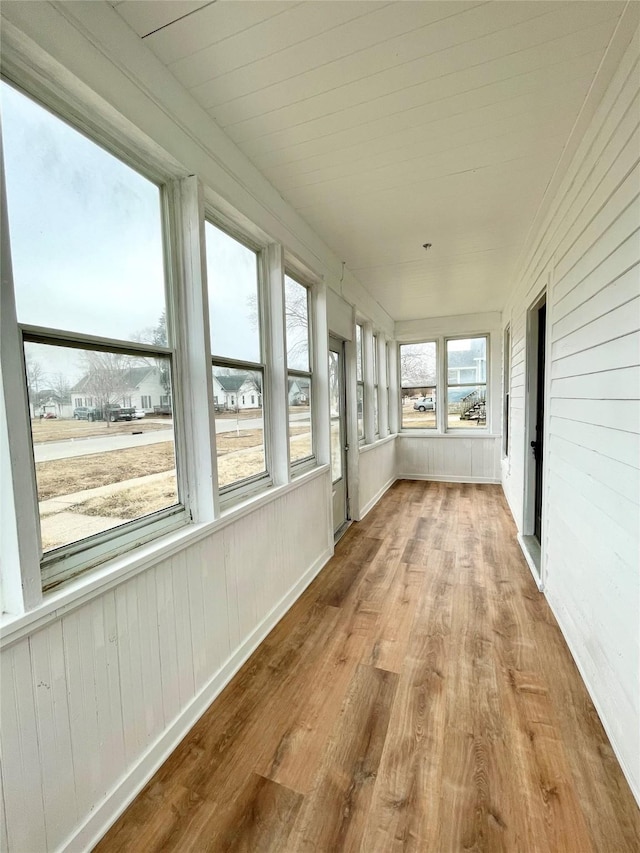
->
73;405;136;422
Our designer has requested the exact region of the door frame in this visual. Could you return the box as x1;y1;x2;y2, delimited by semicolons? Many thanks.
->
522;282;551;589
329;335;350;539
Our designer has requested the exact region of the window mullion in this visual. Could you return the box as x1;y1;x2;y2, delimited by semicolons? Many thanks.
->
0;165;42;612
263;243;289;486
174;176;219;521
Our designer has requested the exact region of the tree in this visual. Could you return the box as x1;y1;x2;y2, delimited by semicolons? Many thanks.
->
49;373;72;416
25;354;47;413
79;351;136;426
133;311;171;403
400;344;437;390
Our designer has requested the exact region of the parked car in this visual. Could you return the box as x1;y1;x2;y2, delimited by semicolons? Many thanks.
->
73;405;136;422
133;409;146;419
413;396;435;411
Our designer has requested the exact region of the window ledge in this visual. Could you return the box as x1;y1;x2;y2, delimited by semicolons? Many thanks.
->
359;433;396;453
399;431;501;439
0;463;330;649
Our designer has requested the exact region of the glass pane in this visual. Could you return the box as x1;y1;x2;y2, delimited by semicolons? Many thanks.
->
329;351;342;483
447;337;487;385
374;386;379;436
284;275;310;372
448;385;487;428
212;365;266;488
288;375;312;463
25;341;178;553
356;325;363;382
357;383;364;440
372;335;378;383
400;342;437;429
205;222;260;363
2;82;167;343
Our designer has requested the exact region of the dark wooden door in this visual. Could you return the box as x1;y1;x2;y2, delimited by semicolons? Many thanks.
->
534;301;546;542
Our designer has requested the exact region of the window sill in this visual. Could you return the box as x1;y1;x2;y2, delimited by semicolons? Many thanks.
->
359;433;396;453
0;463;330;649
399;431;501;438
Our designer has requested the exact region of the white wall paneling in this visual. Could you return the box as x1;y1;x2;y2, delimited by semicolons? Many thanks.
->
397;435;502;483
502;21;640;803
357;436;397;519
0;471;333;852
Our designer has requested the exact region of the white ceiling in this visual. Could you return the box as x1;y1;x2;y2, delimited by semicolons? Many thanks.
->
111;0;624;321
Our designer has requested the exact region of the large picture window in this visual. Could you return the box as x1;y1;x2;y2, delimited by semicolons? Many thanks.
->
446;337;487;428
2;80;181;584
400;342;437;429
204;220;268;494
285;273;314;469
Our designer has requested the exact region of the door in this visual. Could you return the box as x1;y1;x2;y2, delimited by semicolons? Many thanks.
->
329;337;349;537
533;301;546;543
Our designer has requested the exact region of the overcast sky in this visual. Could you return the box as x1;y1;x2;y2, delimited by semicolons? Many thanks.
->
2;81;261;384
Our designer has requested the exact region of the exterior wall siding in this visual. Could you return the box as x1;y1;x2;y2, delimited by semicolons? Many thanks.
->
502;25;639;801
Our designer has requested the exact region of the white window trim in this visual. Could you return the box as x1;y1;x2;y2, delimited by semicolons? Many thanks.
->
399;334;491;435
0;83;195;595
204;215;273;503
284;269;317;475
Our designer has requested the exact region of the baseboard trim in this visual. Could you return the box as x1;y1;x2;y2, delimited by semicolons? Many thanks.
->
517;534;544;591
544;590;640;809
397;474;501;484
359;476;396;519
67;547;333;853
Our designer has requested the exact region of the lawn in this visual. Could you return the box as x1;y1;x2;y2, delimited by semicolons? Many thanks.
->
31;417;172;443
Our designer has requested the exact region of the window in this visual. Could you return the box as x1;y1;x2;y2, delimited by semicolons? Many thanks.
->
2;80;181;584
141;395;152;409
285;273;314;469
400;342;437;429
204;220;268;495
446;337;487;429
373;333;379;438
356;323;364;441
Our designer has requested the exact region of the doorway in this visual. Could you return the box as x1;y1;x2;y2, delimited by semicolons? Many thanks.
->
522;291;547;583
329;337;349;538
533;301;546;543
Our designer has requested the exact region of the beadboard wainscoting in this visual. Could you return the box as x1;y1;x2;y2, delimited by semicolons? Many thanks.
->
357;436;397;519
397;435;502;483
1;471;333;853
502;24;640;802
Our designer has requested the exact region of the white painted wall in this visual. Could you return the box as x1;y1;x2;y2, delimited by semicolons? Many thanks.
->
357;436;397;519
398;435;501;483
502;24;640;801
1;471;332;852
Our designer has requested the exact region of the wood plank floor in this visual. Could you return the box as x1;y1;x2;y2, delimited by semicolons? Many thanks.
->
94;481;640;852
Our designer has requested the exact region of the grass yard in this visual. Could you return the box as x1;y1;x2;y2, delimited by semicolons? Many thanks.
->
36;442;176;500
37;423;313;544
73;472;178;520
31;417;172;443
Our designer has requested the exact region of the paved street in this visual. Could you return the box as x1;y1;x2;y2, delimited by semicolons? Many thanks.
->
33;413;311;462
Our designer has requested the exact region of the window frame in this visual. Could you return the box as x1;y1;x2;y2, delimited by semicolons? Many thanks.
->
372;333;379;439
399;334;490;434
445;334;489;432
399;339;439;431
0;78;192;590
355;323;365;443
284;270;316;475
204;214;272;504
